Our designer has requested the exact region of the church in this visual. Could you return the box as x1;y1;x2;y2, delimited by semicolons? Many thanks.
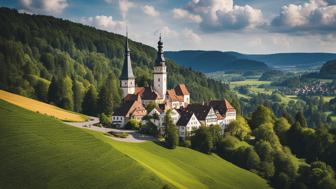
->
112;34;190;127
112;33;236;137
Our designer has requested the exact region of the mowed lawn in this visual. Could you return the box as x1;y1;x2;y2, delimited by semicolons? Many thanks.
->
0;90;87;122
100;139;270;189
0;100;168;189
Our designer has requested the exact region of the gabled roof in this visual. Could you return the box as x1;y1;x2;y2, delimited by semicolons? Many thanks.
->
167;89;184;102
208;99;236;115
135;87;160;100
175;84;189;96
186;104;212;121
176;111;194;126
114;95;145;117
113;100;137;116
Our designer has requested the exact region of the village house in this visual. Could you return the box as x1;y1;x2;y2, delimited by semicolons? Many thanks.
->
184;104;218;126
176;111;201;139
112;95;147;128
208;100;237;133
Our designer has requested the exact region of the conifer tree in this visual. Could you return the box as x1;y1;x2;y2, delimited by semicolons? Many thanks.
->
165;110;178;149
82;85;98;116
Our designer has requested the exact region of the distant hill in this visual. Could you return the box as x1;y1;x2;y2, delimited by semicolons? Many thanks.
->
166;51;336;72
165;51;269;72
320;59;336;79
244;53;336;67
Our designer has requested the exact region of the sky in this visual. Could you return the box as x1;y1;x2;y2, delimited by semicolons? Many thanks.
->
1;0;336;53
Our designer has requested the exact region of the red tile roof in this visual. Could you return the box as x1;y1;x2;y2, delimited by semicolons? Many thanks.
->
134;87;160;100
167;89;184;102
175;84;189;96
208;100;236;115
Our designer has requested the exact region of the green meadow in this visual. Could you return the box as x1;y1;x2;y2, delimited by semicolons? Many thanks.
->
0;100;270;189
0;100;167;189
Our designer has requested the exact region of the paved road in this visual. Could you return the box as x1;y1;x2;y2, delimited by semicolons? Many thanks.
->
64;117;156;143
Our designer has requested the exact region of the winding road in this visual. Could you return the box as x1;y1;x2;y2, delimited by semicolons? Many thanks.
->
64;117;157;143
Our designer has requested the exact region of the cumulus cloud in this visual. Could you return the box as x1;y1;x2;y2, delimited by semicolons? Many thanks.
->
182;28;202;42
172;8;202;23
81;15;125;33
271;0;336;33
175;0;263;31
19;0;68;14
143;5;159;17
154;26;178;38
105;0;135;19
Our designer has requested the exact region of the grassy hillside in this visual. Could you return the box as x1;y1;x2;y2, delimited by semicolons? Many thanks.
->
0;99;169;189
0;100;270;189
107;140;270;189
0;89;87;122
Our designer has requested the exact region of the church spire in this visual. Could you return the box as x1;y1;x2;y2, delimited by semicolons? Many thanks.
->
120;29;134;80
155;34;165;66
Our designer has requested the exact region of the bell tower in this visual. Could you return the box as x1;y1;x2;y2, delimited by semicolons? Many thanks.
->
153;35;167;99
120;31;135;98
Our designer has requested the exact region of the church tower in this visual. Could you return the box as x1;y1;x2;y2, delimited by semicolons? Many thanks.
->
120;32;135;98
153;35;167;100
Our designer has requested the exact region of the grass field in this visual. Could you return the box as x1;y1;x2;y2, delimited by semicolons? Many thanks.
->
0;90;87;122
0;100;270;189
230;80;271;88
0;100;168;189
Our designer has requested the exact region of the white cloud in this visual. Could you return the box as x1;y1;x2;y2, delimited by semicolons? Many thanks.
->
176;0;263;31
105;0;135;19
143;5;159;17
154;26;178;38
172;8;202;23
81;15;125;33
182;28;202;42
19;0;68;14
272;0;336;33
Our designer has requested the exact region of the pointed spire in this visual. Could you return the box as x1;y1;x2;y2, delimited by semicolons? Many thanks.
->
120;28;134;80
155;34;165;66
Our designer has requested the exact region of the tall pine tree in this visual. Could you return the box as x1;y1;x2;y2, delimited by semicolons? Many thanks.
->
82;85;98;116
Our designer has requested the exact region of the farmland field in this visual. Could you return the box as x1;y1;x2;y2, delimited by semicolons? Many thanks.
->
0;90;87;122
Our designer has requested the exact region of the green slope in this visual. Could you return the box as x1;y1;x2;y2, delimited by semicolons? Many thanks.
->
104;140;271;189
0;100;168;189
0;100;270;189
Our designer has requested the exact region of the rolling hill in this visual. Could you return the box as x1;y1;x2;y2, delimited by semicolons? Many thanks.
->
166;51;336;72
165;51;269;72
0;89;87;122
320;59;336;79
0;99;270;189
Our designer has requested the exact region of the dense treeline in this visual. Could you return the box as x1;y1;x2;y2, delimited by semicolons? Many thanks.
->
188;106;336;189
0;7;239;115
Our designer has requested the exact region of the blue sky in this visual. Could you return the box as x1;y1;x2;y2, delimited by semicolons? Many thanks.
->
1;0;336;53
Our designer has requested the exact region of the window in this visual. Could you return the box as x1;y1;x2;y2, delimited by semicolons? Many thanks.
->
158;78;160;82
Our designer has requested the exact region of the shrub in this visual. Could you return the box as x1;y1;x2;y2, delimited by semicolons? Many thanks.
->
125;119;140;130
99;113;112;126
109;131;129;138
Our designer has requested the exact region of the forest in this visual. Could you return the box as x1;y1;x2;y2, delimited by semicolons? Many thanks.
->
0;7;239;116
